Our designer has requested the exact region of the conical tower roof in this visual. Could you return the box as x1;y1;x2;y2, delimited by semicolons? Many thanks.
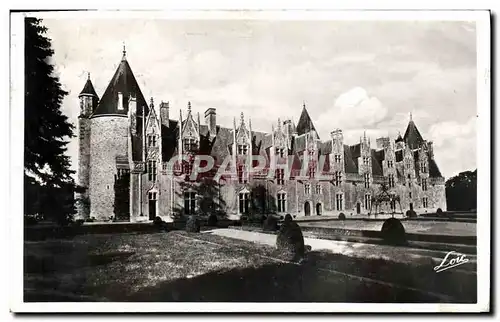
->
403;116;424;149
92;49;148;116
296;103;319;139
79;74;99;98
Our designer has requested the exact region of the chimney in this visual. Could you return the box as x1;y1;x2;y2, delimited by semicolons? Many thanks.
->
160;101;169;128
376;137;390;150
204;108;216;138
128;94;137;136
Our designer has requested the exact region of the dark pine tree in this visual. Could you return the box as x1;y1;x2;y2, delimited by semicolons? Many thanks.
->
24;18;76;224
445;169;477;211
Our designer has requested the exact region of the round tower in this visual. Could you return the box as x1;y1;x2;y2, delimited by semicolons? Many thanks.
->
76;73;98;219
88;49;148;220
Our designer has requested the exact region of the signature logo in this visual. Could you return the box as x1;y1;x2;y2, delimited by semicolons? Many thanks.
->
434;251;469;273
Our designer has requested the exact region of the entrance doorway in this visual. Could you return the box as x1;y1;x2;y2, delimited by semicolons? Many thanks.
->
316;203;322;216
148;191;157;220
409;203;414;211
356;202;361;214
304;202;311;216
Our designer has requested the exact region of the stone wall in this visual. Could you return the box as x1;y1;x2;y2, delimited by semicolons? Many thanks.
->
76;116;91;219
89;116;129;220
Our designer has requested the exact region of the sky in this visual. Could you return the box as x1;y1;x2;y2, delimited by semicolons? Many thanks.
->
42;18;477;179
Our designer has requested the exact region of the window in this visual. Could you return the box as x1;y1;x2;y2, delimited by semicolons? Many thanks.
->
334;154;342;163
147;134;157;147
237;164;247;184
363;156;370;166
336;193;343;211
406;160;412;169
333;171;342;186
276;168;285;185
387;160;394;168
148;191;157;200
409;192;412;198
315;184;322;194
304;183;311;195
364;194;371;210
183;138;197;152
390;199;396;211
421;162;427;173
238;144;248;155
422;178;428;191
147;160;157;181
407;174;412;188
276;147;285;158
388;174;395;188
364;173;370;188
308;166;316;179
277;192;286;212
239;192;250;214
117;92;123;111
184;191;196;215
117;168;129;178
422;197;428;208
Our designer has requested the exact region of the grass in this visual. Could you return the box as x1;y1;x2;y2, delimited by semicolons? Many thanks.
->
24;231;476;303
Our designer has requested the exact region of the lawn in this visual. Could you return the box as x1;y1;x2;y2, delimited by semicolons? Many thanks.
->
24;230;476;303
300;220;476;236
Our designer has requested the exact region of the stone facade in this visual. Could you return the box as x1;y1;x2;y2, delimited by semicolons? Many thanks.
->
77;53;447;222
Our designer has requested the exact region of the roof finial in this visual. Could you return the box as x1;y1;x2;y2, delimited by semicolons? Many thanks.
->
303;100;306;109
122;42;126;60
240;112;244;124
150;97;154;106
187;101;191;113
410;112;413;122
87;72;90;80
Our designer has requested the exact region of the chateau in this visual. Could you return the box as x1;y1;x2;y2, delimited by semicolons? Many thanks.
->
76;50;447;222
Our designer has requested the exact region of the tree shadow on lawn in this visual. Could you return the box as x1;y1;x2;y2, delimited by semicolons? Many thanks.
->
125;250;476;303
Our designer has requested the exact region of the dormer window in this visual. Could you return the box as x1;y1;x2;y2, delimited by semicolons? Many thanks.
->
421;162;427;173
334;154;342;163
276;147;285;158
147;134;157;147
184;138;197;152
363;157;370;166
238;144;248;155
387;160;394;168
117;92;124;111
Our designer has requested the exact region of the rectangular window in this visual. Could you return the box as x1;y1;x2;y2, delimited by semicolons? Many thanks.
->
408;175;412;188
423;197;428;208
184;138;197;152
335;154;342;163
364;194;371;210
409;192;412;198
148;191;157;200
147;135;157;147
239;192;250;214
363;157;370;166
388;174;395;188
421;162;427;173
336;193;343;211
334;171;342;186
308;166;316;179
364;173;370;188
390;199;396;211
147;160;157;181
422;178;428;191
387;160;394;168
237;165;247;184
315;184;322;194
276;147;285;158
304;183;311;195
184;191;196;215
238;144;248;155
277;193;286;212
276;169;285;185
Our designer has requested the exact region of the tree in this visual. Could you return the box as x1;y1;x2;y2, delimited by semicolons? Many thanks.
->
446;169;477;211
24;18;76;224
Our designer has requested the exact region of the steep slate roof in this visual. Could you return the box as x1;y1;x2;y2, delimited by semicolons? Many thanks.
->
403;120;425;150
429;158;443;178
372;150;384;176
296;105;320;139
79;76;99;98
92;54;148;117
344;144;358;173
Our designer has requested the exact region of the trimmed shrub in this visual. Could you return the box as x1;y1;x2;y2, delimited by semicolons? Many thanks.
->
406;210;417;218
437;208;443;215
338;213;346;220
276;214;305;262
207;214;218;227
73;219;84;227
263;216;279;232
381;218;407;246
185;215;201;233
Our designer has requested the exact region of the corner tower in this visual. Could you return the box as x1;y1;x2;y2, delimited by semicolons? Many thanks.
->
77;73;98;219
88;47;148;220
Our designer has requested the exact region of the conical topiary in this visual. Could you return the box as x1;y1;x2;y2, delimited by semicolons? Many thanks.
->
381;217;407;245
276;214;305;262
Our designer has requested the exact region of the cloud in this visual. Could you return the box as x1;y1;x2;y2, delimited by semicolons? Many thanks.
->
315;87;388;140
